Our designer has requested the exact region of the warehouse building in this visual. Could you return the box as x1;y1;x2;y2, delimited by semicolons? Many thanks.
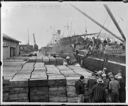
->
3;33;20;59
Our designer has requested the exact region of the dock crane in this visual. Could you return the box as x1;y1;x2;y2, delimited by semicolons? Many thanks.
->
70;4;124;42
33;33;38;51
103;4;126;42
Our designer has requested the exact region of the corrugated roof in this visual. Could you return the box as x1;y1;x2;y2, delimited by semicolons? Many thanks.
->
3;33;21;43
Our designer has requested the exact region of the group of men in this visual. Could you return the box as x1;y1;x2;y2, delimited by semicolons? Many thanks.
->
75;68;125;103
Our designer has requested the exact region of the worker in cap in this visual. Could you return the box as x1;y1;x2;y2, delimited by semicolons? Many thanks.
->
102;73;106;77
91;77;106;102
109;74;120;102
103;67;107;74
97;78;104;83
66;56;70;65
66;56;70;59
108;72;113;78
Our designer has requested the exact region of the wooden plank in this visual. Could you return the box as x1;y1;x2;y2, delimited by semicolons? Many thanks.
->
34;62;45;69
31;71;47;79
3;93;9;102
28;79;48;87
9;87;28;94
30;87;48;102
12;73;30;80
10;79;28;88
49;87;66;97
67;97;78;103
66;77;80;86
46;65;61;75
8;93;28;101
49;96;67;102
30;87;48;95
48;74;66;87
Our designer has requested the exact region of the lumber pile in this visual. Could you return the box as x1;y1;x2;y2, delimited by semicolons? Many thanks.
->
3;61;26;102
29;63;48;102
46;65;66;102
5;62;35;102
3;56;92;103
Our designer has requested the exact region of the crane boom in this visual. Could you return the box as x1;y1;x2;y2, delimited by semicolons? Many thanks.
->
104;4;126;41
70;4;124;42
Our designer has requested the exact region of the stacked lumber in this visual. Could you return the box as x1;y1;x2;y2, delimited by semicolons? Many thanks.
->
57;65;80;77
7;62;35;102
49;56;56;65
66;76;80;102
46;65;61;75
57;65;80;103
68;65;92;83
3;61;24;102
29;63;48;102
42;56;50;64
47;65;66;102
56;57;63;65
28;56;37;62
9;76;29;102
36;56;43;62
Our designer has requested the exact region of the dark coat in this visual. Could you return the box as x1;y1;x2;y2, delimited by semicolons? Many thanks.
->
75;79;85;95
92;83;106;102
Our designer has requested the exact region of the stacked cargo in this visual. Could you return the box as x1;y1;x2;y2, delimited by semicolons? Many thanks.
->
8;62;35;102
49;56;56;65
66;76;80;102
3;61;25;102
68;65;92;102
68;65;92;82
28;56;37;62
42;56;50;64
46;65;67;102
57;65;80;103
56;57;63;65
29;62;48;102
36;56;43;62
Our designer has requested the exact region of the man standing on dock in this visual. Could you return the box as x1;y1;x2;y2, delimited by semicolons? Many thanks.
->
75;75;85;103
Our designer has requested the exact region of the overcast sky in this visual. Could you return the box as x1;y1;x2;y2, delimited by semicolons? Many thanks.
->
1;2;128;48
